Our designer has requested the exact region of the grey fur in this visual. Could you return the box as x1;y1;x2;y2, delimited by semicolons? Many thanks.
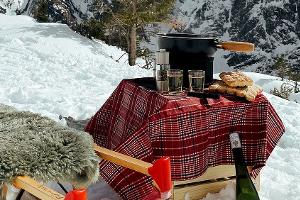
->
0;104;100;189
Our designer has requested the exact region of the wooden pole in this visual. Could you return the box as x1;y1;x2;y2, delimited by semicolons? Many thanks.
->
93;144;152;176
217;41;255;53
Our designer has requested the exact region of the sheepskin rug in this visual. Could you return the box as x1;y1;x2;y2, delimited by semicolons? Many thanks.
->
0;104;99;189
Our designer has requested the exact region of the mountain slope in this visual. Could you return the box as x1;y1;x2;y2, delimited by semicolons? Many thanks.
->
0;0;93;26
174;0;300;73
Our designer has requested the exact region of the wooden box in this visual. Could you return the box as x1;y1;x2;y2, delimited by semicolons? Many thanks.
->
172;165;260;200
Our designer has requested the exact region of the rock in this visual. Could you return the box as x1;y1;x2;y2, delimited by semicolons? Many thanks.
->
59;115;90;131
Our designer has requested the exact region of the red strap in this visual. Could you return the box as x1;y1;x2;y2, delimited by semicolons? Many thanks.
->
64;189;87;200
148;157;172;193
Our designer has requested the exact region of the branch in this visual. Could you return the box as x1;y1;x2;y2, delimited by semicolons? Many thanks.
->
116;53;127;63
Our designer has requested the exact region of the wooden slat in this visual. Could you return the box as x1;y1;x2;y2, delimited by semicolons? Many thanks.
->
253;173;260;191
14;176;65;200
94;144;152;176
174;165;253;186
173;175;260;200
173;179;231;200
173;166;260;200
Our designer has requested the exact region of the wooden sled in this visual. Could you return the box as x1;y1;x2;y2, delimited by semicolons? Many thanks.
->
8;144;172;200
8;145;260;200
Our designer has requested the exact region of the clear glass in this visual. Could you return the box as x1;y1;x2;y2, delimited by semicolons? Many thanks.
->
167;69;183;93
188;70;205;92
156;69;169;93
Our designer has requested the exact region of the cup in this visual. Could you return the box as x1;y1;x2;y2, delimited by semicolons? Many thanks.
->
167;69;183;93
156;69;169;93
188;70;205;92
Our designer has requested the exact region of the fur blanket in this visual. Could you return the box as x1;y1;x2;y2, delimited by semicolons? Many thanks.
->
0;104;99;189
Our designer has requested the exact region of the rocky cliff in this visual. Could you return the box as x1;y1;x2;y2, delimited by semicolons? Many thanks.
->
173;0;300;73
0;0;93;26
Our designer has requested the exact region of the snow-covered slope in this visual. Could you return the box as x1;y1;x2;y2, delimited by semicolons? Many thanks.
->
1;14;300;200
0;14;151;120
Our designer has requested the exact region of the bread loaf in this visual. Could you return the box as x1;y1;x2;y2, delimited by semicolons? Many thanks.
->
219;71;253;87
208;80;262;101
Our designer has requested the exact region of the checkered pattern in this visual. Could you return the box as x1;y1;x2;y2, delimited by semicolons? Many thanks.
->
85;78;285;200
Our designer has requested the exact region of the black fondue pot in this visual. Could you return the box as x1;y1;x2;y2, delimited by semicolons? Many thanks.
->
157;33;254;87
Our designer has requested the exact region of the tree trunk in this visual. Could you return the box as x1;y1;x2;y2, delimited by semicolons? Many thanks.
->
128;24;137;66
128;0;137;66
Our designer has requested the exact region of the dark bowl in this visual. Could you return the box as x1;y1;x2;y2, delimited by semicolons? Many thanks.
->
157;33;219;57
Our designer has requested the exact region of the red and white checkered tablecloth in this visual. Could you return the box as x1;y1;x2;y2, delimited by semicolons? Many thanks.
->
85;78;285;200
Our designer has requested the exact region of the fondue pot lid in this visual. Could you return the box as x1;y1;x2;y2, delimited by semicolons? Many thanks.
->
157;33;218;55
158;33;217;40
158;33;255;53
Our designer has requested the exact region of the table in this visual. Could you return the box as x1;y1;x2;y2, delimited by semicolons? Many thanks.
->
85;77;285;200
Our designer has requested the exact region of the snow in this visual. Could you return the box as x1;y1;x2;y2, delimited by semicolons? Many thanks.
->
71;0;88;13
0;14;151;120
1;14;300;200
202;182;236;200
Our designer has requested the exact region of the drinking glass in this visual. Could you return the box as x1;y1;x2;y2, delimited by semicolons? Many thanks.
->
155;69;169;93
188;70;205;92
167;69;183;93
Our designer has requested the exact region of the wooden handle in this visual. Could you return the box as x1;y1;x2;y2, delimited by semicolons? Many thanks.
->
14;176;65;200
217;41;255;52
94;144;152;176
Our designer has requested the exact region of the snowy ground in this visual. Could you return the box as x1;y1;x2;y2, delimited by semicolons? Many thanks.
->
1;14;300;200
0;14;151;121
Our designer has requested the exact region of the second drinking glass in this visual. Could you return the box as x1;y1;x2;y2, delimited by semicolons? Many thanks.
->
167;69;183;94
188;70;205;92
